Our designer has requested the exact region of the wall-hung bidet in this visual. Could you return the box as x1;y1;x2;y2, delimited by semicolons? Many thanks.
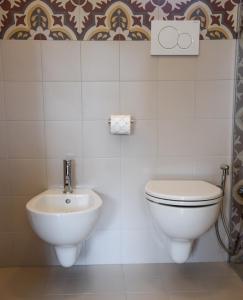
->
145;180;222;263
26;160;103;267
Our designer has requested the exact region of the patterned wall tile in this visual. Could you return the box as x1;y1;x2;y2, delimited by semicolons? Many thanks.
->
0;0;240;40
157;0;239;40
231;0;243;263
0;0;39;39
82;1;154;40
0;0;80;40
36;0;80;40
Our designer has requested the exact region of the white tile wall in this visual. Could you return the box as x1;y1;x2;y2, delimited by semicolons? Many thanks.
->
44;82;82;120
121;230;171;263
121;157;157;230
0;82;5;120
82;42;119;81
0;42;3;81
120;42;158;81
195;80;234;118
45;121;82;158
82;158;121;230
85;230;121;264
120;82;158;119
83;121;121;158
158;56;196;81
2;41;42;81
121;120;158;156
194;119;232;156
82;82;119;120
158;119;195;156
4;82;44;120
0;39;236;265
196;40;235;80
157;156;194;180
42;41;81;81
158;81;194;118
7;121;45;158
8;159;46;196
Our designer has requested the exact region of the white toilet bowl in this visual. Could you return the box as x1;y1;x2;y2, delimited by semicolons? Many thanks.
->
26;189;102;267
145;180;222;263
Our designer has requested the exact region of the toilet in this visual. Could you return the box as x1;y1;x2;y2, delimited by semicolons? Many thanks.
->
145;180;223;263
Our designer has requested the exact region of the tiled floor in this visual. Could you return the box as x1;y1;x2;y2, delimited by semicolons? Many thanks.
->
231;263;243;281
0;263;242;299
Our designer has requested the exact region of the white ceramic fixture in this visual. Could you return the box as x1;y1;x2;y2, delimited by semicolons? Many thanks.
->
145;180;222;263
26;189;102;267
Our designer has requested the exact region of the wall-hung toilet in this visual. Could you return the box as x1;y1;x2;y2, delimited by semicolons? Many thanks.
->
145;180;223;263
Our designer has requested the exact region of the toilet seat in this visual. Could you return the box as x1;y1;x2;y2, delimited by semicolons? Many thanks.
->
145;180;222;207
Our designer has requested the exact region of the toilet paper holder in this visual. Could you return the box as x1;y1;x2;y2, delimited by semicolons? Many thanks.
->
108;118;134;125
108;115;134;135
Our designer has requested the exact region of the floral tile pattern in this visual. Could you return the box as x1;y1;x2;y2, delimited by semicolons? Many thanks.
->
0;0;240;40
158;0;240;39
231;0;243;263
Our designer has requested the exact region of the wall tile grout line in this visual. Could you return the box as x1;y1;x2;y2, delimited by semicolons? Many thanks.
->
1;42;11;198
40;41;49;192
79;40;88;265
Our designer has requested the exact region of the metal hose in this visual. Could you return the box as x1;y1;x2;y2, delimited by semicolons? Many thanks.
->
214;164;239;256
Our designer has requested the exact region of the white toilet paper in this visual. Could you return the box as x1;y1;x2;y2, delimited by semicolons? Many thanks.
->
110;115;131;135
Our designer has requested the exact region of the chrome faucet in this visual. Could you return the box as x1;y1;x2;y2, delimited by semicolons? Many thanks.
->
63;160;73;194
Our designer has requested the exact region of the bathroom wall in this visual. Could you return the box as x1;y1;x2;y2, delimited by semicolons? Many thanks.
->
0;0;238;265
0;39;235;265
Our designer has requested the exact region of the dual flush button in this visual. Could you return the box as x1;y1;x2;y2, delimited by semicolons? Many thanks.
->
151;20;200;56
159;26;192;50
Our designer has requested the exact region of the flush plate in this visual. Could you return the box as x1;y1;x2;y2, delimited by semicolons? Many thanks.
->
151;20;200;56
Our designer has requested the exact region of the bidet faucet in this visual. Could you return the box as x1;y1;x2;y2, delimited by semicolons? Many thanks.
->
63;160;73;194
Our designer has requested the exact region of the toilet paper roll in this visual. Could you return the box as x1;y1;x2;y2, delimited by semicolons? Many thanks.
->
110;115;131;135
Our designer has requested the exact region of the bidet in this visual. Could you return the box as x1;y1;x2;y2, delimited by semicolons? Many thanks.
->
26;189;102;267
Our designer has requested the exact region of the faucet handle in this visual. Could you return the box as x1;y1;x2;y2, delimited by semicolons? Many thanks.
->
220;164;229;175
64;159;72;164
63;159;73;193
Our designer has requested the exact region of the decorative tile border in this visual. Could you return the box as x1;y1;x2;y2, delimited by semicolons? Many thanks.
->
231;0;243;263
0;0;240;40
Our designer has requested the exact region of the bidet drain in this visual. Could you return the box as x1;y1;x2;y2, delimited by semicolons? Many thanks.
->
65;199;71;204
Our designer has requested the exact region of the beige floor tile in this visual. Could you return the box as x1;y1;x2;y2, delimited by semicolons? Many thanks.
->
161;276;205;293
29;296;125;300
126;293;169;300
169;291;209;300
83;264;123;278
46;272;125;294
230;264;243;280
123;264;163;278
202;289;243;300
2;267;51;298
81;293;126;300
3;296;83;300
0;267;18;289
123;263;238;282
160;262;237;279
124;276;167;294
47;266;87;280
200;274;243;291
0;264;242;300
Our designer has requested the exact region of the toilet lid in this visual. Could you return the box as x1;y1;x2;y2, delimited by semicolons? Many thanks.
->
145;180;222;206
